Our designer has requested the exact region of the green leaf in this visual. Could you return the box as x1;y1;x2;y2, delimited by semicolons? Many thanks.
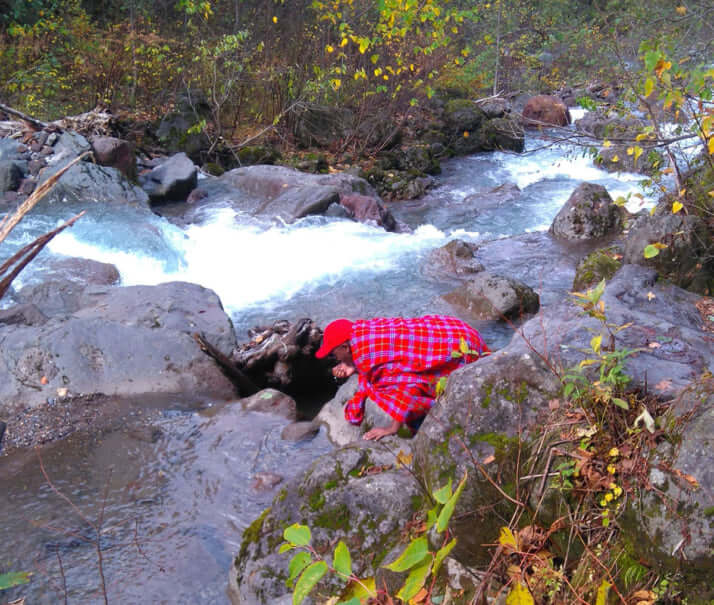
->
383;536;429;572
293;561;328;605
506;582;535;605
612;397;629;410
643;244;660;259
284;523;311;546
339;576;375;602
433;537;457;575
279;543;294;554
432;479;453;504
288;551;312;584
396;560;432;602
333;541;352;578
436;472;467;532
595;579;612;605
0;571;31;590
644;77;655;98
426;503;439;528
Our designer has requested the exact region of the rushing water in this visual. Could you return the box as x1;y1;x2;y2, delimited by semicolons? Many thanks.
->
0;121;654;603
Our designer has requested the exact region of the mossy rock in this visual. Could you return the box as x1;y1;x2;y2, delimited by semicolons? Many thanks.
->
237;145;281;166
573;246;622;291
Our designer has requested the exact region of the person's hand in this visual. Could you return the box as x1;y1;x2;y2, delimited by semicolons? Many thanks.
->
332;362;356;379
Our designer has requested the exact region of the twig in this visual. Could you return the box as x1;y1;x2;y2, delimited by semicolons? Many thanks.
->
55;551;69;605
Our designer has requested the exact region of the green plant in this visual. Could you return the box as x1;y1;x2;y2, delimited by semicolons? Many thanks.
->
278;472;467;605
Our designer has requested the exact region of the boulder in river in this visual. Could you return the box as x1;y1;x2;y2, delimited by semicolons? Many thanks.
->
550;182;626;240
90;135;136;179
239;389;297;421
522;94;571;126
442;271;540;321
140;152;198;204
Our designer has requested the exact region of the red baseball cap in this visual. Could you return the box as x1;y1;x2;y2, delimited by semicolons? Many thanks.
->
315;319;353;359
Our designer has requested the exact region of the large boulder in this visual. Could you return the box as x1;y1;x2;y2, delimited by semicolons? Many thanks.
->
339;193;397;231
140;152;198;204
549;183;626;240
442;272;540;320
0;281;237;416
623;208;714;294
0;160;24;192
229;443;421;605
424;239;485;279
522;95;571;127
414;263;714;571
619;382;713;599
443;99;524;154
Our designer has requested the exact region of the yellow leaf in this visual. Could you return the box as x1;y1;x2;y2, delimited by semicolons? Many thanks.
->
374;67;382;76
611;154;619;162
708;137;714;155
463;131;469;138
672;201;683;213
596;580;612;605
590;334;602;354
603;140;612;148
647;291;656;301
498;527;518;549
676;5;687;15
708;190;714;198
396;450;413;468
506;582;535;605
330;78;341;90
644;77;655;97
326;44;334;53
340;37;348;47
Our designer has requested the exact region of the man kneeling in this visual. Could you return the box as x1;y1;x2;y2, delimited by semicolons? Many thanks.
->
316;315;489;441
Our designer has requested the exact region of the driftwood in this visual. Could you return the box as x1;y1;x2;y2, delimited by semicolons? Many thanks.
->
196;319;329;398
0;102;48;131
192;332;259;397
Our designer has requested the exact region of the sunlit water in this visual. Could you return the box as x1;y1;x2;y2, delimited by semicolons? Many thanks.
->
0;127;654;603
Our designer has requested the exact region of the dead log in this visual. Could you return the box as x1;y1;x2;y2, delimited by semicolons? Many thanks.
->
192;333;259;397
0;102;48;131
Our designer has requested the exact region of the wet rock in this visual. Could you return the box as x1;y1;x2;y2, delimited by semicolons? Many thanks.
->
141;152;198;204
250;472;283;491
17;279;87;317
339;193;397;231
90;135;136;179
595;145;663;176
442;271;540;320
280;421;319;442
522;95;571;126
550;182;625;240
45;256;121;286
239;389;297;421
462;182;521;211
0;138;23;161
425;239;485;278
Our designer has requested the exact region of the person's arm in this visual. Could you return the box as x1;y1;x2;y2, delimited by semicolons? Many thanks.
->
344;374;369;425
363;418;402;441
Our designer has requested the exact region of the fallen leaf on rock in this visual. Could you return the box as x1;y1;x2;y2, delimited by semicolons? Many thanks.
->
673;468;700;489
647;291;656;301
481;455;495;465
396;450;413;468
648;342;661;348
548;398;560;410
40;376;48;385
655;379;672;391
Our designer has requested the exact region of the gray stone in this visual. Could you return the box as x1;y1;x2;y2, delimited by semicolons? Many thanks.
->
44;256;120;286
442;271;540;320
425;239;485;278
240;389;297;421
0;281;237;416
90;136;136;179
141;152;198;204
550;182;625;240
0;138;22;161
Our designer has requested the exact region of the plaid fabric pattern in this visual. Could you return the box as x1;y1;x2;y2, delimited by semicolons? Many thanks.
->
344;315;489;425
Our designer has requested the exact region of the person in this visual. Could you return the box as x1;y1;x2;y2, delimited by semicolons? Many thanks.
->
315;315;489;441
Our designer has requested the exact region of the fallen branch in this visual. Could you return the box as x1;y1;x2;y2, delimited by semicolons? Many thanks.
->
0;102;48;130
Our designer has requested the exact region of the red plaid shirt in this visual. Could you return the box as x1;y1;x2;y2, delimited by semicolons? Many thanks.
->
344;315;489;426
